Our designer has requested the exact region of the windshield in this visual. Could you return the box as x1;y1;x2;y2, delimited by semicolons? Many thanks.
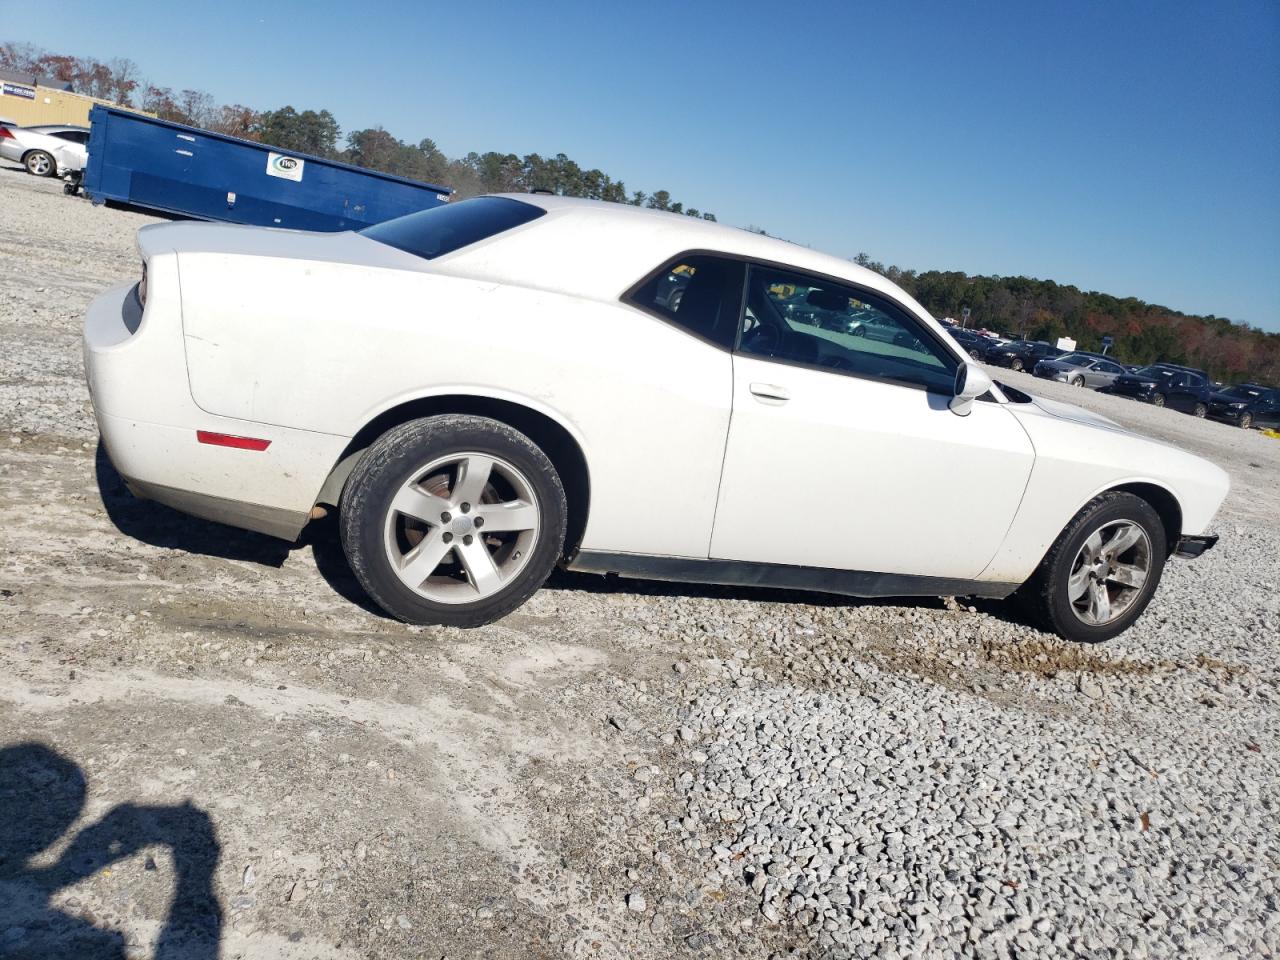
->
1057;353;1093;366
1220;385;1263;399
1136;366;1176;379
360;196;544;260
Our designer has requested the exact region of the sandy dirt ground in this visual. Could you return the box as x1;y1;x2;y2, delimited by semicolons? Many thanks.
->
1;165;1277;959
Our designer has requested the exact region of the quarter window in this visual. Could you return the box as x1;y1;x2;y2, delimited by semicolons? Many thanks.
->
737;265;957;393
625;255;745;348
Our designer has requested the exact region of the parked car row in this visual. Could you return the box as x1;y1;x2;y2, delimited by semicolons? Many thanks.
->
0;121;88;177
944;324;1275;431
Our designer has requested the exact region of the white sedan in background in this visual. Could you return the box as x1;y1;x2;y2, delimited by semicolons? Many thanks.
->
83;196;1228;642
0;122;89;177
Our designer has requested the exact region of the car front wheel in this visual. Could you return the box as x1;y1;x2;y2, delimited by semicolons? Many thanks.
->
24;150;56;177
1192;403;1207;418
1239;413;1253;429
339;415;567;627
1009;359;1024;372
1151;393;1166;407
1016;491;1167;643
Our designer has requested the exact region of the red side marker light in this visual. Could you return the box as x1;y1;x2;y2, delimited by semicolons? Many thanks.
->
196;430;271;451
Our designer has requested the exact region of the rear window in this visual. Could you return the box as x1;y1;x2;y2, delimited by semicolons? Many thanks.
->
360;196;544;260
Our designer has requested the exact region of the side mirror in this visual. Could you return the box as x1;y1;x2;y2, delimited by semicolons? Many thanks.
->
950;361;993;417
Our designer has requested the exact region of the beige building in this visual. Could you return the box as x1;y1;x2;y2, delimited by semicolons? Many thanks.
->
0;73;130;127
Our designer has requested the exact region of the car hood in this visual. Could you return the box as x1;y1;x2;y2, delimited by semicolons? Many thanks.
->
1114;375;1157;387
1023;395;1125;432
1208;391;1250;405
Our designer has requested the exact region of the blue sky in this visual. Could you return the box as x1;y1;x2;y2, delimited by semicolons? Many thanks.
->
5;0;1278;330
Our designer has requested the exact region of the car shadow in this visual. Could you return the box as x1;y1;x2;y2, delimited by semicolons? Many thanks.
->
95;441;1026;628
0;742;222;959
95;442;290;568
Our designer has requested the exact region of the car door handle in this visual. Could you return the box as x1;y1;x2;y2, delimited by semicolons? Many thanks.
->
749;382;790;402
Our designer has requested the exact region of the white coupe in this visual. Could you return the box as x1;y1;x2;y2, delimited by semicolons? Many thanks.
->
83;195;1228;641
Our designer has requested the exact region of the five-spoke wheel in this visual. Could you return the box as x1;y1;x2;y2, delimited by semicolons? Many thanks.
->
340;415;567;627
1065;520;1151;626
1017;491;1167;642
383;452;540;604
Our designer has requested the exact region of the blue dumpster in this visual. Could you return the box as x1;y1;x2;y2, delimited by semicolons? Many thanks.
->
82;105;451;231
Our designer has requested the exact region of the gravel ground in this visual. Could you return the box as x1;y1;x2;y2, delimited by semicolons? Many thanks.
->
1;164;1278;959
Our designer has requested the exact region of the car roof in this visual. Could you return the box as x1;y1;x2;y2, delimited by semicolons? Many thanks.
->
449;194;939;321
28;124;89;133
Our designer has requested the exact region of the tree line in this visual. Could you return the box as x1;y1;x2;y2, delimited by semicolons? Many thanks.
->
0;42;714;216
4;41;1274;383
848;254;1279;384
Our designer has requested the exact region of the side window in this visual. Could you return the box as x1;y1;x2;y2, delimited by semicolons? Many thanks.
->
1098;360;1123;374
1169;374;1188;388
737;265;957;393
624;254;745;348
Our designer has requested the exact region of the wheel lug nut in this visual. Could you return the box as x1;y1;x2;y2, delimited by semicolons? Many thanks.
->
441;511;451;523
461;502;471;514
442;532;453;543
463;534;473;545
474;517;484;528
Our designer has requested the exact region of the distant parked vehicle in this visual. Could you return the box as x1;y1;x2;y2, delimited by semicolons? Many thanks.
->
1107;364;1213;415
0;122;89;177
946;326;999;361
986;340;1064;372
1032;352;1127;389
1206;383;1280;430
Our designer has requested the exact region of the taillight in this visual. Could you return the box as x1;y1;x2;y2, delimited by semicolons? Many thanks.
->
0;126;15;140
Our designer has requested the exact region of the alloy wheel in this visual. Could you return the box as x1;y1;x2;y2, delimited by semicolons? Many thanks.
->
25;152;52;176
382;452;540;604
1067;520;1152;626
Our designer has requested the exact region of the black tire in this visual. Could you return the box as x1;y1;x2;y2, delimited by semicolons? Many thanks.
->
851;325;867;338
1239;413;1253;430
1192;403;1207;418
969;349;982;361
1151;393;1166;407
1014;491;1167;643
1010;358;1024;372
339;415;567;627
24;150;56;177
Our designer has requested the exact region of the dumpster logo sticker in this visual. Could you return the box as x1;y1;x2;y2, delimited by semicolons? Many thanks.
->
266;152;305;182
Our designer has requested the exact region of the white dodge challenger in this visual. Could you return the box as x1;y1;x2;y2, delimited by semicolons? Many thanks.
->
83;195;1228;641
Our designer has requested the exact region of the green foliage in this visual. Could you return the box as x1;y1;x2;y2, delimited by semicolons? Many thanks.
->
252;106;341;158
852;253;1280;384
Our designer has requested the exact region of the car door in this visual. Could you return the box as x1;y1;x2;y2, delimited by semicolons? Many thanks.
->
1089;359;1123;389
709;264;1036;581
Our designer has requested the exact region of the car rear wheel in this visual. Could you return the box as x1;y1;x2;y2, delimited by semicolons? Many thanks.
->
1151;393;1166;407
1239;413;1253;429
1010;358;1024;372
24;150;56;177
1015;491;1166;643
969;349;982;361
339;415;567;627
1192;403;1207;418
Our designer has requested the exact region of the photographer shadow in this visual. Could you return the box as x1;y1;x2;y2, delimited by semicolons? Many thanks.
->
0;743;222;959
